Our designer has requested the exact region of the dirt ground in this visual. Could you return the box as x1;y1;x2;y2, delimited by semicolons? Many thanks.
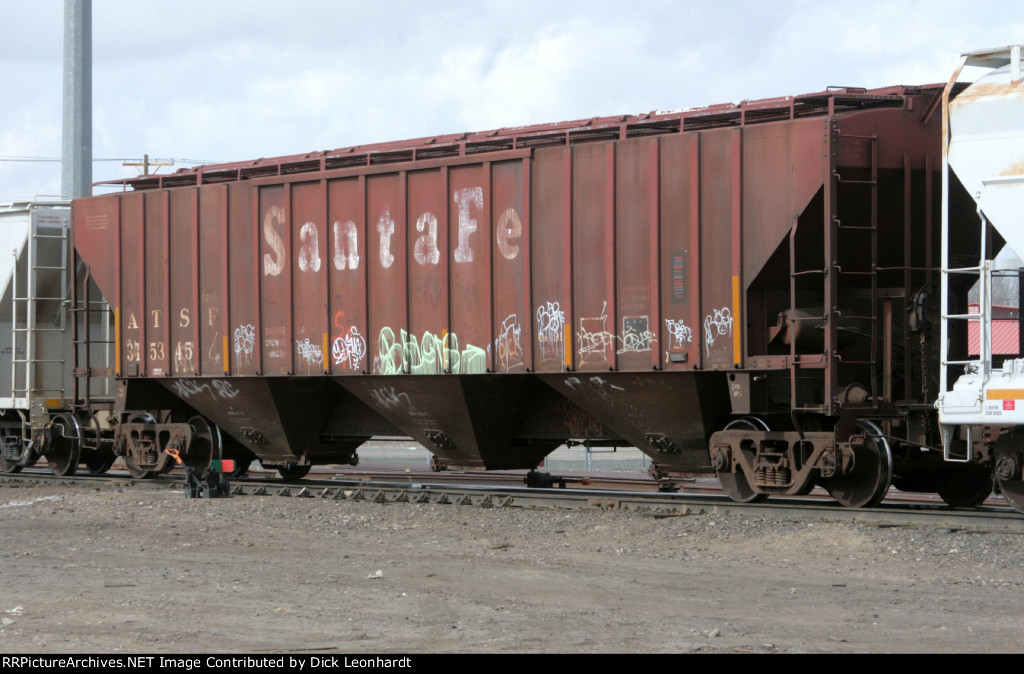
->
1;479;1023;654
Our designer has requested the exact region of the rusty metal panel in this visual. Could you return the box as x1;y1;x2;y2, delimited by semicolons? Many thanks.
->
327;176;369;374
198;185;228;376
144;192;169;377
448;164;490;374
406;168;449;373
168;188;197;376
491;158;530;373
615;137;659;370
741;118;826;279
659;133;700;370
367;173;406;374
258;185;292;375
572;143;613;371
71;195;119;302
228;182;257;375
119;193;144;376
700;128;738;369
741;118;827;357
290;180;328;376
530;147;571;372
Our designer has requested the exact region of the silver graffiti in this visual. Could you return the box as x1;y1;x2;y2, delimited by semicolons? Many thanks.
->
704;307;733;356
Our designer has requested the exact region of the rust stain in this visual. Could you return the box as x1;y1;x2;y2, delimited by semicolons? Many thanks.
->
999;159;1024;177
955;81;1024;100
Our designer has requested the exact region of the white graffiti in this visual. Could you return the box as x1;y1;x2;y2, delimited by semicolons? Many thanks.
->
333;326;368;371
172;379;212;399
370;385;413;410
618;316;656;354
589;376;624;392
665;318;693;348
171;378;239;401
377;327;487;375
494;314;524;372
296;338;324;369
536;301;566;362
233;324;255;363
577;302;616;362
704;307;733;356
212;379;240;399
564;374;623;403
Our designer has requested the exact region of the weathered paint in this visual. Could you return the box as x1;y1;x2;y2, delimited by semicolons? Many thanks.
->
72;84;949;473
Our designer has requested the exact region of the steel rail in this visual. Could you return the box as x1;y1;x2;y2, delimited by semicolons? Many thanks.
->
4;471;1024;532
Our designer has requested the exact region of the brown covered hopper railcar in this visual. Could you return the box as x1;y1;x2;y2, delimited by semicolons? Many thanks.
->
71;83;980;505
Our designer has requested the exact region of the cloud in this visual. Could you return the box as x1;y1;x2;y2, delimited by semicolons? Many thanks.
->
1;0;1020;201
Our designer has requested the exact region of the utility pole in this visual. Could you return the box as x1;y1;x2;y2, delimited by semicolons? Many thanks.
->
61;0;92;200
123;155;175;175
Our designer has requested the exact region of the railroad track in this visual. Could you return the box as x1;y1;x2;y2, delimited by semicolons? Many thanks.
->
5;466;1024;532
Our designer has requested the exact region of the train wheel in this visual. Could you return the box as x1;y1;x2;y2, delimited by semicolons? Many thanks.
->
276;463;311;481
824;420;892;508
715;417;769;504
0;424;23;473
0;445;24;474
123;456;156;479
996;473;1024;514
0;460;23;473
46;414;82;477
0;456;25;473
84;450;116;474
936;467;993;508
994;430;1024;514
123;413;157;478
188;416;222;468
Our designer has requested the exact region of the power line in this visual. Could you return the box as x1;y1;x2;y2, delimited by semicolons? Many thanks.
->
0;156;223;164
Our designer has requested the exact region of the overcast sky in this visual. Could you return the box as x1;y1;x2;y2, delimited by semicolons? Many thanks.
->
1;0;1021;202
